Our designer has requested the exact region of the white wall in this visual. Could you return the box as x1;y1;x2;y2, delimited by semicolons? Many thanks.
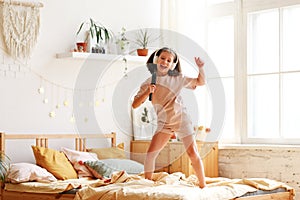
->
0;0;160;161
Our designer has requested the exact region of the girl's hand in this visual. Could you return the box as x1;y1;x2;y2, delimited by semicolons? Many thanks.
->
149;84;156;93
194;57;205;69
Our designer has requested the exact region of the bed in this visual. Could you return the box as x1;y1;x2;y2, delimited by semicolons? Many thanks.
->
0;132;118;200
0;132;295;200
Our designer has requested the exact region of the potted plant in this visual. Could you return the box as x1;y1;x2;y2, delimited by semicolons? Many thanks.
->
141;107;150;123
0;152;10;183
115;27;130;55
76;18;112;53
134;28;160;56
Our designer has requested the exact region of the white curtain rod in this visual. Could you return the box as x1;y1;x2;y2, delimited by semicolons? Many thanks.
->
0;0;43;8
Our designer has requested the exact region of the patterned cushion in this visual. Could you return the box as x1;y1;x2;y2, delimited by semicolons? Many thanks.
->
84;159;143;179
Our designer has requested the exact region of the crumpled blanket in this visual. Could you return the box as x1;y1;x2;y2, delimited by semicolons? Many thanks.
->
74;171;295;200
4;178;102;193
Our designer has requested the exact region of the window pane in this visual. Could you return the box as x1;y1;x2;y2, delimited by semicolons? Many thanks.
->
282;6;300;72
205;77;233;141
247;10;279;74
281;72;300;138
247;75;279;138
194;85;212;128
208;16;234;77
219;77;234;140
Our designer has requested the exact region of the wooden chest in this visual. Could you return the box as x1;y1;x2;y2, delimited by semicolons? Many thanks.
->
130;140;218;177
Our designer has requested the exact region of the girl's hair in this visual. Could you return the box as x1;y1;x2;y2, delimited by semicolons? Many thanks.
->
146;47;181;76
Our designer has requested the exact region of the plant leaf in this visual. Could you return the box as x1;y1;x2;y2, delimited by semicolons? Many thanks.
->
0;152;10;182
104;29;110;43
90;18;94;27
76;22;85;35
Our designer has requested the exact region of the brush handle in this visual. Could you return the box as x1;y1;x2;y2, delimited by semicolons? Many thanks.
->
149;92;153;101
149;71;156;101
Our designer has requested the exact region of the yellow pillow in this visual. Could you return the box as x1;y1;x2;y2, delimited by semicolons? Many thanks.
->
87;145;126;159
117;143;124;150
31;146;77;180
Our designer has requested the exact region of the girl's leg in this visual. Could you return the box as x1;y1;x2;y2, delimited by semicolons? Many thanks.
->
144;132;170;180
181;135;206;188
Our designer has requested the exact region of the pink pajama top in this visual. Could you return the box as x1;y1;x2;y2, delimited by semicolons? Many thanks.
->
134;74;197;139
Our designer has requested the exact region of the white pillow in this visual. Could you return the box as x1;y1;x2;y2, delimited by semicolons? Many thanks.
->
7;163;57;183
61;147;98;178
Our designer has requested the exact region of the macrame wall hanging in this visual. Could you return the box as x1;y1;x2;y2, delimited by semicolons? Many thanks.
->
1;0;43;59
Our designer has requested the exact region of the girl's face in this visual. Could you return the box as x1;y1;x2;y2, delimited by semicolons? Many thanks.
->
156;51;176;75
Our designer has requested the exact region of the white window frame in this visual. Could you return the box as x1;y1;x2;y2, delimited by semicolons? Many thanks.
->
242;0;300;144
207;0;300;144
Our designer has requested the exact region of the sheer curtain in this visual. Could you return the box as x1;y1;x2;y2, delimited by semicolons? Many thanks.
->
160;0;206;46
160;0;182;32
159;0;213;138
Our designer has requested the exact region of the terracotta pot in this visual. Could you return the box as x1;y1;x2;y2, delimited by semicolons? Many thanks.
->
137;48;148;56
170;133;176;139
76;42;88;52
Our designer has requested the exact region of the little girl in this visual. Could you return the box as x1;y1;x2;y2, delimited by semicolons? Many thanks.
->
132;47;206;188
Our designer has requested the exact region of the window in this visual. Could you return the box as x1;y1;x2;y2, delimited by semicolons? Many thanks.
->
281;6;300;139
204;0;300;144
247;9;280;139
207;16;235;141
247;5;300;143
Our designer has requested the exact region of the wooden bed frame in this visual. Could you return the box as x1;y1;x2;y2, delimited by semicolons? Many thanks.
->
0;132;116;200
0;132;294;200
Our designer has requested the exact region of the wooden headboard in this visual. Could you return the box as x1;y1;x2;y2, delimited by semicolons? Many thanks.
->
0;132;116;153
